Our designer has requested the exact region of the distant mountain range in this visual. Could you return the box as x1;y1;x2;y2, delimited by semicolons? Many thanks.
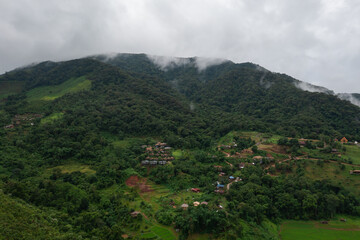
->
1;53;360;140
93;53;360;107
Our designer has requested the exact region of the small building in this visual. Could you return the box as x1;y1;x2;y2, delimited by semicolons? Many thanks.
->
340;218;347;222
155;142;167;148
4;124;14;129
217;184;225;188
321;221;328;224
141;160;150;165
130;211;141;218
341;137;348;144
219;172;226;177
158;161;167;165
332;149;339;153
193;201;200;207
229;176;235;180
191;188;201;193
201;201;208;205
181;203;189;210
239;163;245;169
252;156;263;164
150;161;158;165
214;189;225;194
350;170;360;175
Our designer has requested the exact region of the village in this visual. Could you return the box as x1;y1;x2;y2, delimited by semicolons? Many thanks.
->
132;132;360;218
140;142;175;166
3;113;43;129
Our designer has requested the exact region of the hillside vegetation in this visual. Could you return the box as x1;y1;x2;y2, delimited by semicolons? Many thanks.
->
1;54;360;239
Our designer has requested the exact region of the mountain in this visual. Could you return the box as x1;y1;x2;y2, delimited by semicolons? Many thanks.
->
2;53;360;239
1;53;360;141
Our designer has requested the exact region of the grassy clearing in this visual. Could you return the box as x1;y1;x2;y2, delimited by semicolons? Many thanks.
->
280;218;360;240
47;163;96;175
0;81;25;99
112;137;149;150
40;112;64;125
343;145;360;164
263;135;282;144
304;160;360;195
219;131;261;145
26;76;91;101
150;225;176;240
172;150;183;159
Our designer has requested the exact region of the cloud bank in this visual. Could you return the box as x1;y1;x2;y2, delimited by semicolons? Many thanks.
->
147;54;228;71
0;0;360;92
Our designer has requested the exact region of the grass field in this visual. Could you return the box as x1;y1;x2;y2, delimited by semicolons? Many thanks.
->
343;145;360;164
47;163;96;175
281;218;360;240
172;149;183;159
26;76;91;101
304;160;360;195
0;81;25;99
150;226;176;240
40;112;64;125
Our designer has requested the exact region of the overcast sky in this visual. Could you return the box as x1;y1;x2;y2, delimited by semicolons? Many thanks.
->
1;0;360;93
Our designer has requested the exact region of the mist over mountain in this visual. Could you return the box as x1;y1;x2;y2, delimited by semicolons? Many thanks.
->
1;53;360;141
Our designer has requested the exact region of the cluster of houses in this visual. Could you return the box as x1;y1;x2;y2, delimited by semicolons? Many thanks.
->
218;143;237;150
181;201;209;210
141;142;174;166
3;113;42;129
350;170;360;175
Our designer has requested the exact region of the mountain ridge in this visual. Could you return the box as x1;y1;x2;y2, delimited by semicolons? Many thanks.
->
1;53;360;140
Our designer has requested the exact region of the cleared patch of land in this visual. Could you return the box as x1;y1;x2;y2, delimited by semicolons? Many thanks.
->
40;112;64;125
280;218;360;240
47;163;96;175
0;81;25;99
343;145;360;164
26;76;91;101
304;160;360;195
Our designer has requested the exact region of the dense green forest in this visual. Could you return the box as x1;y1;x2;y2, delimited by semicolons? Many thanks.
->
1;54;360;239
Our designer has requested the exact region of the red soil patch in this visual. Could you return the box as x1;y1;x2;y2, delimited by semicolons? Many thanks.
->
125;175;153;193
258;144;287;154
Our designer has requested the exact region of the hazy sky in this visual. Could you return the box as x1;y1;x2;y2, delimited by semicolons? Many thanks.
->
1;0;360;93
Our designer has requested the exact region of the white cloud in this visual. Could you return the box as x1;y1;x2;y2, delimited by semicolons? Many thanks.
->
146;55;191;70
0;0;360;92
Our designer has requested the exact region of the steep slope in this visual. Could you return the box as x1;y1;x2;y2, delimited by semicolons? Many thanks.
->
90;53;360;139
0;191;64;239
1;53;360;141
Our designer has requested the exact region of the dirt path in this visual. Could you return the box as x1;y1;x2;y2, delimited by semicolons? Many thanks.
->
264;155;292;170
226;177;240;190
225;161;233;168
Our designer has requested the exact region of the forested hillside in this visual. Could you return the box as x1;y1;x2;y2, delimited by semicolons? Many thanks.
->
1;54;360;239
